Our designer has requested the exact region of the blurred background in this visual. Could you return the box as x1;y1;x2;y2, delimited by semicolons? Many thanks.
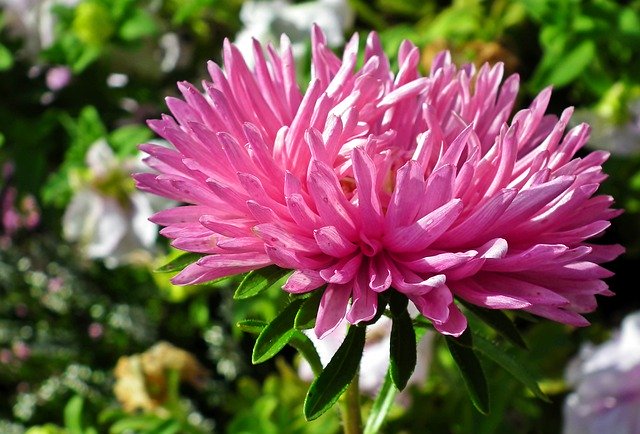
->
0;0;639;433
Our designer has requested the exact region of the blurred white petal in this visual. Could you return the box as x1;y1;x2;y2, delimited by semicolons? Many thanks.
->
564;311;640;434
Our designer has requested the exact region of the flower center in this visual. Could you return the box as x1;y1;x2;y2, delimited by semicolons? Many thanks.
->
359;233;382;257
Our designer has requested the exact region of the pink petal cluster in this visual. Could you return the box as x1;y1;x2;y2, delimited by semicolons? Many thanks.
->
136;28;622;338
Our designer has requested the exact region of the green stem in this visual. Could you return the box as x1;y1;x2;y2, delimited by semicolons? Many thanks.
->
363;371;397;434
342;371;363;434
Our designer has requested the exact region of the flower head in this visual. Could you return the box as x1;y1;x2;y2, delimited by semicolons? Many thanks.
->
137;28;622;338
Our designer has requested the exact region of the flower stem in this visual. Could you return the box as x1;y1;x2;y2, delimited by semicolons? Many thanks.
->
342;371;363;434
363;371;396;434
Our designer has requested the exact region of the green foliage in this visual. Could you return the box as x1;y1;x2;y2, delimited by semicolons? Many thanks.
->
522;0;640;98
227;361;340;434
0;44;14;70
389;291;417;391
445;330;491;415
234;265;292;300
156;252;204;273
252;298;305;364
461;302;527;349
472;334;549;402
295;290;324;330
304;325;366;421
363;371;396;434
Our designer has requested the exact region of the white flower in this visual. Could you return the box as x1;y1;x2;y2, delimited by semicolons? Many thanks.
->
563;311;640;434
0;0;78;56
299;312;434;401
234;0;354;63
63;139;171;268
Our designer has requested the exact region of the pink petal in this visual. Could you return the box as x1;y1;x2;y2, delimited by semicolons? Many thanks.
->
314;226;358;257
315;283;352;339
283;269;325;294
384;199;463;252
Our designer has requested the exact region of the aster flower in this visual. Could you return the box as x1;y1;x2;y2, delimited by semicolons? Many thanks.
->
563;311;640;434
136;27;622;340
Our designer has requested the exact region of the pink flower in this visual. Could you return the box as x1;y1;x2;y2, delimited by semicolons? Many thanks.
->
45;65;72;91
136;28;622;338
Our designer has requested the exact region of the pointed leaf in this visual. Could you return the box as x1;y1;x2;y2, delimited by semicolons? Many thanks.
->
389;291;416;390
238;319;322;375
235;265;292;299
304;325;367;420
462;301;527;349
156;252;203;273
290;332;323;377
472;333;550;402
295;289;324;329
252;299;304;364
236;319;267;334
445;330;490;414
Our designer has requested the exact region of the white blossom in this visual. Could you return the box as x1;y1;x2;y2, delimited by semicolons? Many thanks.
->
563;311;640;434
63;139;171;268
234;0;354;64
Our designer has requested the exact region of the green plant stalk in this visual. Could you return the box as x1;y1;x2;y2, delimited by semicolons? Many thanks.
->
363;371;397;434
342;371;363;434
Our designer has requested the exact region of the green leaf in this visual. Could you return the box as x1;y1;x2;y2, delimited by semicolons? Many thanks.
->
252;299;304;364
109;415;168;433
545;40;596;88
294;289;324;330
461;301;527;349
148;418;182;434
238;319;322;375
0;44;14;70
119;9;158;41
472;333;550;402
63;395;85;434
389;291;416;391
445;330;490;414
236;319;267;334
156;252;203;273
290;331;323;377
304;325;366;421
363;371;397;434
109;124;153;157
234;265;292;300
